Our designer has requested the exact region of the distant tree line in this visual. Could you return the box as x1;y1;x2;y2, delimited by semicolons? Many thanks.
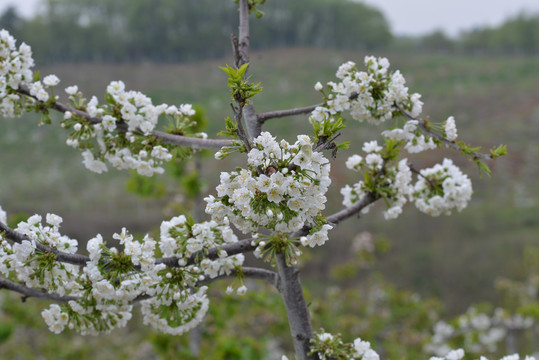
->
408;12;539;55
1;0;536;64
0;0;392;63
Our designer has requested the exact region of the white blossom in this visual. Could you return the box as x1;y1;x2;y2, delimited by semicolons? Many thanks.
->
444;116;458;141
43;74;60;87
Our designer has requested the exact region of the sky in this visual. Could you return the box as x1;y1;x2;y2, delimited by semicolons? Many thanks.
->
1;0;539;37
360;0;539;36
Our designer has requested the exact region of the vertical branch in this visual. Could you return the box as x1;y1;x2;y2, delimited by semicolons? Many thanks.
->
237;0;261;140
276;253;316;360
237;0;250;67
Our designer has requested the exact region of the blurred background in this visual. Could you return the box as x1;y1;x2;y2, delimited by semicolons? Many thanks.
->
0;0;538;358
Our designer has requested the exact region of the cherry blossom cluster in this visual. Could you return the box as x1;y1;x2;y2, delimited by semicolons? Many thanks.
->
426;307;535;356
341;140;410;219
382;119;437;154
62;81;198;176
341;137;472;218
0;210;244;335
159;215;245;281
311;56;423;126
0;214;79;293
304;331;381;360
0;29;34;117
412;158;473;216
205;132;332;249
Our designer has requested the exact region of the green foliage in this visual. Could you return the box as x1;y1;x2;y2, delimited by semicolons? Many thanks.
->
490;144;508;159
219;63;262;106
125;172;166;198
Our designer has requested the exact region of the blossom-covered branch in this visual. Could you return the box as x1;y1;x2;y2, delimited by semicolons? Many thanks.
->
15;86;233;151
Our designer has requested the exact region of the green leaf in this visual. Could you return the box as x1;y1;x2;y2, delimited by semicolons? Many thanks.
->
490;144;507;159
336;141;350;150
253;8;264;18
104;92;116;105
218;64;236;78
476;161;492;177
236;63;250;79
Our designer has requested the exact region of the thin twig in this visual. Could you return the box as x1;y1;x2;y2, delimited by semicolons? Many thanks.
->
237;0;250;67
326;192;378;226
231;103;252;151
408;163;437;188
257;104;321;123
197;267;280;290
236;0;260;140
314;132;341;153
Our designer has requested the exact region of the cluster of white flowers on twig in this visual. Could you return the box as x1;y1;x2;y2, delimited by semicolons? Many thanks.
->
206;132;332;252
341;144;472;219
63;81;198;176
382;119;437;154
311;56;423;126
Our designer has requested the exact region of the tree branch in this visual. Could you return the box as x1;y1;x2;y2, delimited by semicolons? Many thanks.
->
237;0;250;67
16;86;233;151
257;104;321;123
152;130;232;150
197;266;280;290
237;0;259;140
230;102;252;151
326;192;378;226
275;253;316;360
0;276;78;303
